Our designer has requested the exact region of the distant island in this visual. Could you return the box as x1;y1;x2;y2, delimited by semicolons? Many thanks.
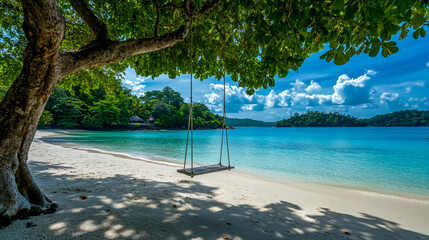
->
276;111;366;127
275;110;429;127
226;118;276;127
365;110;429;127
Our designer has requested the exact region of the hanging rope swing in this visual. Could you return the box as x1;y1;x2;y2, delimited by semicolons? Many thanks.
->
177;18;234;178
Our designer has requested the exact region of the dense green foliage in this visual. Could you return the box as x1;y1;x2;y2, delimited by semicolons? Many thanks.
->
38;111;54;128
1;1;428;95
276;110;429;127
41;86;221;129
226;118;275;127
366;110;429;126
276;111;367;127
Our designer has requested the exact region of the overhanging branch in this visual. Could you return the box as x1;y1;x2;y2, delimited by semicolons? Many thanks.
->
60;0;220;78
59;23;191;78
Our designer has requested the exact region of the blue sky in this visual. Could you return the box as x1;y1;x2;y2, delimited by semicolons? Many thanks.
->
123;34;429;121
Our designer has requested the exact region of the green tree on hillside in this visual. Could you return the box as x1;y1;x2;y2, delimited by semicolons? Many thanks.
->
45;88;88;128
83;96;122;128
152;101;170;119
141;86;184;108
163;86;184;109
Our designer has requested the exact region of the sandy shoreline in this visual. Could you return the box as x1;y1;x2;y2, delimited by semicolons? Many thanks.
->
1;131;428;239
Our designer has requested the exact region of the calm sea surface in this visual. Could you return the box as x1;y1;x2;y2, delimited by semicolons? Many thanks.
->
42;127;429;199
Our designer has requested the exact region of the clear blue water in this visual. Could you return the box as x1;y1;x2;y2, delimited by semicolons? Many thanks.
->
43;127;429;199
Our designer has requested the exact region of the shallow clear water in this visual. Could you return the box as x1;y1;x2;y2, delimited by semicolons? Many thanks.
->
43;127;429;198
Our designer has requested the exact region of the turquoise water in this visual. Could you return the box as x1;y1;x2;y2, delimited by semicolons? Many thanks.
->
43;127;429;199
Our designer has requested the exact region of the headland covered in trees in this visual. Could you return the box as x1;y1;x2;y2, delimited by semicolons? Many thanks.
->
37;86;223;129
275;110;429;127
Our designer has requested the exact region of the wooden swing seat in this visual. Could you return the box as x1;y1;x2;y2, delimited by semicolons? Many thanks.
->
177;164;234;176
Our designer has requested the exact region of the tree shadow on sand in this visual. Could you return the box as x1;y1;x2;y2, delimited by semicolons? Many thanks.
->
1;160;427;240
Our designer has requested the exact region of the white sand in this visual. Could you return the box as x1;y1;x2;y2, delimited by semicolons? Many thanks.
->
1;130;428;240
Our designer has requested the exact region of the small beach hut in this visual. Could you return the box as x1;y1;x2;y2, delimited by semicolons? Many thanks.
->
129;115;145;125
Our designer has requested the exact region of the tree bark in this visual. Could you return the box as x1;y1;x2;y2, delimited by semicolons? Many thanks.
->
0;53;60;226
0;0;64;227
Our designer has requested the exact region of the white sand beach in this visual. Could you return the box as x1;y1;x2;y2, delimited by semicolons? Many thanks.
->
1;130;428;240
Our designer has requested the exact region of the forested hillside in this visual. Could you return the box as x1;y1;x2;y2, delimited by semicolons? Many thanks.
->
276;110;429;127
39;86;222;129
366;110;429;126
275;111;366;127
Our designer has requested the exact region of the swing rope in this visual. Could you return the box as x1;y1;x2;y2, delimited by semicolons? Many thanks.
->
220;17;230;168
219;47;230;168
182;17;232;177
183;17;194;175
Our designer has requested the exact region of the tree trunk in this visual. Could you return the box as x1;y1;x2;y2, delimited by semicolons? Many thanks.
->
0;0;64;227
0;0;203;227
0;48;60;226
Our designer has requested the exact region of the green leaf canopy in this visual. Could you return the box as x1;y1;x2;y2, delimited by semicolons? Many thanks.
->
1;0;428;94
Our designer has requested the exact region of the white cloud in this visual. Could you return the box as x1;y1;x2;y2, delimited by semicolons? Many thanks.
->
122;76;147;97
331;73;372;105
241;104;259;111
210;84;224;91
380;90;428;111
123;79;134;86
405;87;411;93
290;79;306;91
380;92;399;102
205;84;264;113
277;90;291;107
415;81;425;87
204;92;220;104
305;80;322;94
408;97;427;102
426;62;429;67
265;90;278;108
380;92;403;110
204;71;375;113
365;70;377;76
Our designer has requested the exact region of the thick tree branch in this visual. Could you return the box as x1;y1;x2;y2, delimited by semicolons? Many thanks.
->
69;0;110;41
59;23;192;78
21;0;65;53
60;0;220;78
